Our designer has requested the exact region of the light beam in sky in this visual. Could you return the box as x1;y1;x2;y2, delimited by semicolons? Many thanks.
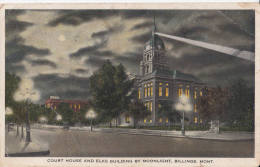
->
155;32;254;62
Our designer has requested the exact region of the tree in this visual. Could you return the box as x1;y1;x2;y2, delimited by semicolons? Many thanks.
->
73;103;90;125
226;79;254;130
197;86;228;123
128;99;150;128
158;101;181;127
57;103;74;125
5;72;20;107
90;60;134;126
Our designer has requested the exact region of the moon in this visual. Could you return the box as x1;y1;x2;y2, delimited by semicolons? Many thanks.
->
58;34;66;42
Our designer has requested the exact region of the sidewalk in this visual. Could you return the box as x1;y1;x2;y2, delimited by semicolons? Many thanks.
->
32;124;254;141
94;128;254;141
5;128;50;157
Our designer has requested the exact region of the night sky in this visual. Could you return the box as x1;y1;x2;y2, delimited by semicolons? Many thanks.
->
5;10;255;104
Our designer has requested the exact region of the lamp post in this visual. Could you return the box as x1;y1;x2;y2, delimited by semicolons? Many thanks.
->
19;88;36;143
175;95;192;136
85;109;97;132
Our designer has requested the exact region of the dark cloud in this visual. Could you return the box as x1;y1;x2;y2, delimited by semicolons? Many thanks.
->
174;26;209;38
69;40;108;59
91;25;123;39
75;68;89;74
6;64;26;75
131;21;153;31
6;20;33;34
6;38;51;64
29;59;57;68
47;10;120;27
33;74;90;103
131;31;151;44
85;56;107;68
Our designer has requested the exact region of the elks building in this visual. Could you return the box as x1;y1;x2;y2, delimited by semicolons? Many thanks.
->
121;24;207;126
45;96;88;112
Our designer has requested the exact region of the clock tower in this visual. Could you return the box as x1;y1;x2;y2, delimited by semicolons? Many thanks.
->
139;20;168;76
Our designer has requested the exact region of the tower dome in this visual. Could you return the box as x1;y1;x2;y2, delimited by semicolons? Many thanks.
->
151;34;165;50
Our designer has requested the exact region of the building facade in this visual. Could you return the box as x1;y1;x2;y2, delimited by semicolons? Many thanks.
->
45;96;88;112
122;24;207;127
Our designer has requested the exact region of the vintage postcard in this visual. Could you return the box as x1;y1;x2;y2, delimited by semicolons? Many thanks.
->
0;2;259;167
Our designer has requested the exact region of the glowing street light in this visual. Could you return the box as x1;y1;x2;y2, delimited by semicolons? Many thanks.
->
39;116;48;124
56;114;62;121
19;88;36;143
175;95;192;136
85;109;97;132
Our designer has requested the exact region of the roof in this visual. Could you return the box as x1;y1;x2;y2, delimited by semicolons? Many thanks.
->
141;68;202;83
172;70;201;82
45;98;88;104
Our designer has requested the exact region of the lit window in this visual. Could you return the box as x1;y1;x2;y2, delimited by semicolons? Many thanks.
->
125;116;130;123
200;119;202;123
194;117;198;123
47;104;50;108
150;120;152;123
166;83;169;86
194;103;197;113
138;89;141;99
144;119;147;123
146;102;149;110
159;118;162;123
166;87;169;97
151;86;153;96
148;87;150;96
185;88;190;97
178;88;182;97
158;104;161;108
166;118;169;123
78;104;81;109
54;106;56;110
74;104;77;109
200;90;203;96
150;102;152;112
194;91;197;99
145;88;147;97
159;83;162;96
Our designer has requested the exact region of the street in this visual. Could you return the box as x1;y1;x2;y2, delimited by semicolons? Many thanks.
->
30;128;254;157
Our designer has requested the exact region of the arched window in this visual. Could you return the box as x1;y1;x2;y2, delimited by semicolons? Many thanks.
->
159;83;162;96
150;83;153;96
165;83;169;97
194;117;198;123
178;88;182;97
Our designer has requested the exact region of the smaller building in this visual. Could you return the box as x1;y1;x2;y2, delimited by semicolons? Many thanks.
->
45;96;88;112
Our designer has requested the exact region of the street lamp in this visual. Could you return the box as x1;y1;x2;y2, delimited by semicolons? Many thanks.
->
19;88;36;143
85;109;97;132
175;95;192;136
39;116;48;124
56;114;62;121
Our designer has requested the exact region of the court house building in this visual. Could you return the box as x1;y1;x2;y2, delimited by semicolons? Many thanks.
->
133;25;207;126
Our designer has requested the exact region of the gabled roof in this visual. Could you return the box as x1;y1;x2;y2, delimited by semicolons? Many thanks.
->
172;70;201;83
140;68;202;84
